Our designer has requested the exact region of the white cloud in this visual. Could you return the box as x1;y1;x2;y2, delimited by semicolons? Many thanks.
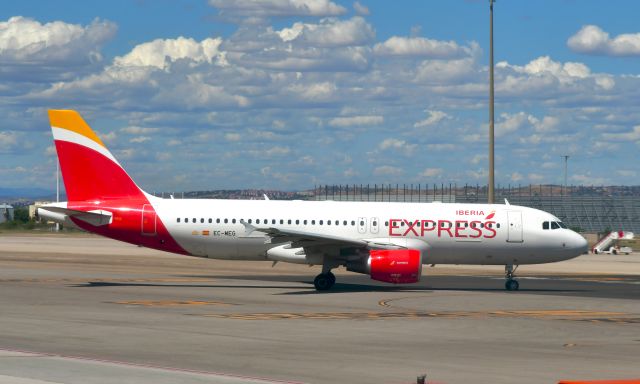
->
209;0;347;18
374;36;469;58
419;168;442;178
528;173;544;182
130;136;151;143
496;56;616;93
277;17;374;47
0;131;19;152
602;125;640;141
470;154;487;165
329;115;383;127
0;16;116;80
571;173;607;185
225;133;242;141
510;172;523;182
373;165;403;177
120;126;159;134
568;25;640;56
414;110;449;128
353;1;370;16
378;138;416;154
616;170;637;178
114;37;225;69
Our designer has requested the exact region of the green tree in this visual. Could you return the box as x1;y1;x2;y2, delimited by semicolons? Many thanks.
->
13;207;30;223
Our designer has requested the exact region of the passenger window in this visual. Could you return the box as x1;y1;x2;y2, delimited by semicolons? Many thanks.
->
248;219;252;224
328;220;331;225
192;218;196;223
288;219;292;225
372;220;377;226
208;218;212;223
184;218;188;223
256;219;260;224
320;220;324;225
200;218;204;223
496;223;500;228
224;219;228;223
272;219;276;224
551;221;560;229
296;220;299;225
312;220;316;225
360;220;364;226
177;218;180;223
232;219;236;224
280;219;284;224
384;221;388;227
216;218;220;224
304;220;307;225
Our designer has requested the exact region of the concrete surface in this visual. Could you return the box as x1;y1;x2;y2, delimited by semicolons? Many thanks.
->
0;234;639;384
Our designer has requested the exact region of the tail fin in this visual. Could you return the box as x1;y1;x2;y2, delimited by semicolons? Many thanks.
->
49;110;145;202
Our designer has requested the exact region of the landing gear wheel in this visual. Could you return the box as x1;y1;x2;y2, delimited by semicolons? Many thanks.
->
505;279;519;291
314;273;335;291
327;272;336;286
504;264;520;291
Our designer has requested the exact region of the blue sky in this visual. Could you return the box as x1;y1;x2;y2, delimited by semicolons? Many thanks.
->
1;0;639;193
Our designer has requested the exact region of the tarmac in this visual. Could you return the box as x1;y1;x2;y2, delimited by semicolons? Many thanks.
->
0;233;639;384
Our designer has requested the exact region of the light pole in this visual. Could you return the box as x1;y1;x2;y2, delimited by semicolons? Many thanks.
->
488;0;495;204
562;155;569;189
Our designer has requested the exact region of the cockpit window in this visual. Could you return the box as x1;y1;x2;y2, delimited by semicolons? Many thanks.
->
558;221;567;229
551;221;560;229
542;221;549;230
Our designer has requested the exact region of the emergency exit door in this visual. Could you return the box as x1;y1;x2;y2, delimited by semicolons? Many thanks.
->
507;211;523;243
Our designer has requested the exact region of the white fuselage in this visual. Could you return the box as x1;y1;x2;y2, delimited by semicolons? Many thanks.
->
151;198;588;265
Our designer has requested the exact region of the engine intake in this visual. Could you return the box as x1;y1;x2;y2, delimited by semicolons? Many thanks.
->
347;249;422;284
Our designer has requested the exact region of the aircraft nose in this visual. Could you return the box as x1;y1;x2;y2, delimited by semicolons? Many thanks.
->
572;232;589;255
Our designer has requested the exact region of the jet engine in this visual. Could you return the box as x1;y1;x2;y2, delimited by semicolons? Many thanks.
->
347;249;422;284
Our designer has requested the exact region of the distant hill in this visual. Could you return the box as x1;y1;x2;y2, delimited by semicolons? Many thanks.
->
0;187;60;200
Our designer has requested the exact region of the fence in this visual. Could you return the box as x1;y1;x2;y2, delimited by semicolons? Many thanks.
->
313;184;640;233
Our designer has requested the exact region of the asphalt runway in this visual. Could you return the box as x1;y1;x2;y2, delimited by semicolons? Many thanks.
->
0;234;639;384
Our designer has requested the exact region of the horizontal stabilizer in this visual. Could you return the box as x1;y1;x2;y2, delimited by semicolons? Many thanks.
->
39;206;113;226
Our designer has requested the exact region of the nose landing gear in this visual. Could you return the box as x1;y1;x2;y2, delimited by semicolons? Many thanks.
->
505;264;519;291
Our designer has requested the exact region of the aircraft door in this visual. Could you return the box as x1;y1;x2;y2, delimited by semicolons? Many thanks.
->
141;204;157;235
357;217;367;234
507;211;523;243
370;217;379;234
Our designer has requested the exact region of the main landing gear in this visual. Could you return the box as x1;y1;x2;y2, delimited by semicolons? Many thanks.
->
313;272;335;291
505;264;519;291
314;262;337;291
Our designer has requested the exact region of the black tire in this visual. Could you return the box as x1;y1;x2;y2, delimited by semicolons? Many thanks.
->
612;249;617;255
314;273;334;291
505;279;519;291
327;272;336;285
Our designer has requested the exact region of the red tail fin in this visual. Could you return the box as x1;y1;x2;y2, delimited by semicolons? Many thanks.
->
49;110;145;202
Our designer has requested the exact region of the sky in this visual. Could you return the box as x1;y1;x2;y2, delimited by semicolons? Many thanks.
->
1;0;639;193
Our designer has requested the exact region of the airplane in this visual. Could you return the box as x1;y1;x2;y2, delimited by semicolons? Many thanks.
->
39;110;589;291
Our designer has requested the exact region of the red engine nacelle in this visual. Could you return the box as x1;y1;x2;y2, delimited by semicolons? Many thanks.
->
348;249;423;284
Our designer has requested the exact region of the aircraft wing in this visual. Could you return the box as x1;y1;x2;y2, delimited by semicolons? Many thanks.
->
246;224;406;250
